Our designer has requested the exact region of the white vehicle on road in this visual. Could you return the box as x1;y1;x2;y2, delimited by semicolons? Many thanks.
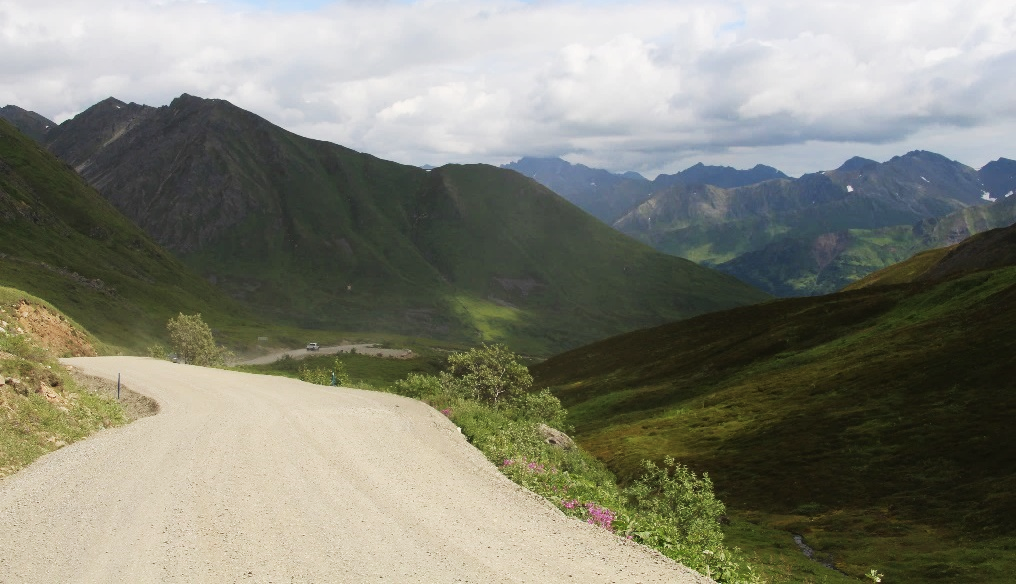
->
306;342;320;351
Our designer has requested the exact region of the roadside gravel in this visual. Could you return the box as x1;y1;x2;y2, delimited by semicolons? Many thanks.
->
0;357;712;583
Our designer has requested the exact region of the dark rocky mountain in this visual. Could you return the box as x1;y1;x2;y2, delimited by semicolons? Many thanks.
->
980;157;1016;199
652;162;788;189
713;193;1016;296
41;94;768;353
0;105;56;142
836;156;879;172
0;118;246;348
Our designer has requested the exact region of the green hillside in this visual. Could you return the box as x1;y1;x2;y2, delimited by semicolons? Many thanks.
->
45;95;770;354
0;119;249;350
532;224;1016;582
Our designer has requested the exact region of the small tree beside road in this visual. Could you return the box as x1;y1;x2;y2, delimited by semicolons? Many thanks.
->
446;343;533;405
166;313;230;367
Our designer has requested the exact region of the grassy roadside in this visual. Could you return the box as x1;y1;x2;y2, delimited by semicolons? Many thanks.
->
276;344;765;583
0;289;132;479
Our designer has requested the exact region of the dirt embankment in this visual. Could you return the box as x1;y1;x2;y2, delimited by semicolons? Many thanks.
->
0;300;96;357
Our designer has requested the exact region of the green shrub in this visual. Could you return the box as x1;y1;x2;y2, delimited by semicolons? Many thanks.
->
298;357;350;386
391;372;445;399
623;456;728;575
446;343;532;405
146;343;169;359
166;313;230;367
0;333;48;361
511;388;569;429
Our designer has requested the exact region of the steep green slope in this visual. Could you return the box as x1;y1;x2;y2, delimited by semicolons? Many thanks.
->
532;224;1016;582
0;120;248;350
45;95;769;354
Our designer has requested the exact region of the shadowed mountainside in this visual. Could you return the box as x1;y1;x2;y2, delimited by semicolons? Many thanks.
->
531;223;1016;582
0;119;248;349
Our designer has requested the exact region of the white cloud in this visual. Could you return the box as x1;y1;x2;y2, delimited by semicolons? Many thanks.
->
1;0;1014;176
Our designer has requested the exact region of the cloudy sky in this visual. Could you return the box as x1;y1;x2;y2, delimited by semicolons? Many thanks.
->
2;0;1014;177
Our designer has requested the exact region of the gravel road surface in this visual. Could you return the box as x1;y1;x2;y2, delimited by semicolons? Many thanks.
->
0;357;712;583
240;344;412;366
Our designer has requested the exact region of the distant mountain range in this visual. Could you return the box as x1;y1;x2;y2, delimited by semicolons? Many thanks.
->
504;154;1016;296
501;156;788;225
1;97;768;354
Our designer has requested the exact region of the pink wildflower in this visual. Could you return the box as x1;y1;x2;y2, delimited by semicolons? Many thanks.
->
584;502;616;532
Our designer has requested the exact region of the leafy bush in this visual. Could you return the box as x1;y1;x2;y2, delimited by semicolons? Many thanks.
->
511;388;569;429
391;372;445;399
623;457;728;576
298;357;350;386
166;313;230;367
146;343;169;359
446;343;532;405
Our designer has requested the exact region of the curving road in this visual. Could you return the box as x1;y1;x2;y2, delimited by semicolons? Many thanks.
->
240;344;413;366
0;357;711;584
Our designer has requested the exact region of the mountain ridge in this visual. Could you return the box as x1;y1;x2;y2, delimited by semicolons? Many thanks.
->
38;94;769;353
0;105;55;142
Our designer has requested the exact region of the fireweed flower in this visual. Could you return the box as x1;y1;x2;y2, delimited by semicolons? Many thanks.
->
585;503;616;532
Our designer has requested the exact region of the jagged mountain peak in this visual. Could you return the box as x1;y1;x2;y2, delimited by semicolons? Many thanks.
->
0;105;57;142
653;161;789;189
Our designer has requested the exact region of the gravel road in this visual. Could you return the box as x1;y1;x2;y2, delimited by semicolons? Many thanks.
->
240;344;412;366
0;357;712;583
